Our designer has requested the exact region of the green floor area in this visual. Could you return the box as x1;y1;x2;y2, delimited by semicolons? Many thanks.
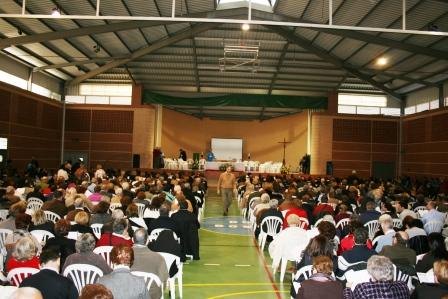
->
181;192;291;299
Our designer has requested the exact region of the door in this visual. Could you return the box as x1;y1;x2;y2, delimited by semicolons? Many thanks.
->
372;161;395;180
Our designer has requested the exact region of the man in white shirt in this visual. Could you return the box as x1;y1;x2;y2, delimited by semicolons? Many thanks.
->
395;199;417;221
422;201;446;225
375;214;396;253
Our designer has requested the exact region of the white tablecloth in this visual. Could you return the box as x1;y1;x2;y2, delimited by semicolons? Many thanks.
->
205;161;245;171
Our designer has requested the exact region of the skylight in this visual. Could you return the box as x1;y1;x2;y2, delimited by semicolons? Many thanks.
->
216;0;276;12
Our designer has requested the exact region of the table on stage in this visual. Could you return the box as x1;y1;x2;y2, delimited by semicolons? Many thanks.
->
205;161;245;171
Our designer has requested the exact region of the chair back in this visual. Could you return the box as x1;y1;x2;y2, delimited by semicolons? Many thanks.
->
109;203;122;212
135;203;146;218
30;230;55;244
90;223;103;239
260;216;282;236
409;235;429;255
27;199;43;212
131;271;162;291
63;264;103;293
0;209;8;221
143;209;160;219
336;218;350;230
43;211;61;223
158;252;181;278
291;265;313;294
393;218;403;229
424;221;444;234
364;220;380;240
93;246;114;267
0;228;13;248
298;217;309;229
314;217;335;228
7;267;39;286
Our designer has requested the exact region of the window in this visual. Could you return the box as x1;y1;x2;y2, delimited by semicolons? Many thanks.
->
339;94;387;107
216;0;276;11
405;106;416;115
357;106;380;115
79;84;132;97
430;99;439;110
338;105;356;114
31;83;61;101
0;70;27;90
65;95;132;105
381;108;401;116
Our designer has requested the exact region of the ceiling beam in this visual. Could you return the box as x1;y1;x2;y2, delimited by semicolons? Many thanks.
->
33;57;123;71
311;27;448;61
0;7;248;50
67;23;219;86
268;26;404;100
268;42;289;95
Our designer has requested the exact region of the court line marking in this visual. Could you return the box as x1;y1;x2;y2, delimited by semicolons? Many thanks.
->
207;290;289;299
253;238;282;299
204;263;221;266
200;228;252;237
234;264;251;267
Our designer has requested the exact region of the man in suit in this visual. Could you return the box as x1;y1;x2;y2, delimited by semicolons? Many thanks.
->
97;245;149;299
20;246;78;299
132;228;169;299
147;203;178;234
171;199;200;261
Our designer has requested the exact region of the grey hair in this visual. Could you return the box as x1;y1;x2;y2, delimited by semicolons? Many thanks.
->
133;228;148;245
112;218;128;234
12;237;37;261
379;214;393;229
261;193;270;203
367;255;394;282
10;287;43;299
75;233;96;253
111;209;125;220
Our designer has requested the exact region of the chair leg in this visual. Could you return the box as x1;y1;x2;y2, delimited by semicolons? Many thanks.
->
280;258;288;283
169;278;175;299
178;272;183;298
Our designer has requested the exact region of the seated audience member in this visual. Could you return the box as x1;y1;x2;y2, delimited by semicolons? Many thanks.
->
126;203;147;229
422;201;446;225
395;199;417;221
44;219;76;270
297;255;343;299
148;228;182;265
1;186;20;210
20;246;78;299
338;227;376;280
6;237;40;273
89;200;112;225
70;211;95;236
283;200;309;229
5;214;41;258
97;245;149;299
78;284;113;299
26;185;45;201
338;220;373;255
334;204;351;224
29;209;54;233
41;190;68;218
96;218;133;247
171;199;200;261
9;287;43;299
404;216;427;238
63;233;112;275
375;214;395;252
88;185;103;203
379;231;416;275
416;232;448;273
255;199;283;238
253;193;271;218
147;202;178;234
133;191;150;209
359;201;381;225
132;228;169;299
343;255;409;299
65;196;86;222
297;235;337;277
380;201;398;218
412;260;448;299
0;201;28;230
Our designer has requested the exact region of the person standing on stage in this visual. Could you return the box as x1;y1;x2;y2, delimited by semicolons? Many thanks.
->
217;166;237;216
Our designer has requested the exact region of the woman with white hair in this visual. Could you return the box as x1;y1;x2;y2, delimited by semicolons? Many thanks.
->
6;237;40;273
343;255;409;299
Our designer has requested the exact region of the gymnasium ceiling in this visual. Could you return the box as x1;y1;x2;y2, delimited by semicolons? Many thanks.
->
0;0;447;120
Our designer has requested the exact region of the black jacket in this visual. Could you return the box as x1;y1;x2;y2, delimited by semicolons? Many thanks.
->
20;269;78;299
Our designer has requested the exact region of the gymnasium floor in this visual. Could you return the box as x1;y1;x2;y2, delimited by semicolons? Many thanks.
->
181;191;290;299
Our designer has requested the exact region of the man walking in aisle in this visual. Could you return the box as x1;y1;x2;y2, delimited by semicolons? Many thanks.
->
217;166;236;216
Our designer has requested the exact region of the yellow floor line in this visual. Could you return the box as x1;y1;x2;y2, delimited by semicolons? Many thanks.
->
200;228;252;237
207;290;289;299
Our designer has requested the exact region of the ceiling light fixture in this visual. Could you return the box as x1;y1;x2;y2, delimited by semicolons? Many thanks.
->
51;7;61;17
241;23;250;31
376;57;388;66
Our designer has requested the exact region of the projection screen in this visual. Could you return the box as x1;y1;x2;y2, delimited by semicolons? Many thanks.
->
211;138;243;161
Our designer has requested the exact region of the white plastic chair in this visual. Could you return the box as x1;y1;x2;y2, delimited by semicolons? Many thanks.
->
413;206;427;214
30;230;54;245
313;217;335;228
424;221;444;234
298;217;309;229
7;267;39;286
149;229;180;244
63;264;103;293
372;235;382;248
0;228;13;248
364;220;380;240
109;203;122;212
291;265;313;295
26;198;43;212
159;252;182;299
0;209;8;221
336;218;350;231
43;211;61;223
416;253;426;262
90;223;103;239
93;246;114;267
393;218;403;229
144;209;160;219
131;271;163;293
393;264;412;289
258;216;283;251
135;203;146;218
